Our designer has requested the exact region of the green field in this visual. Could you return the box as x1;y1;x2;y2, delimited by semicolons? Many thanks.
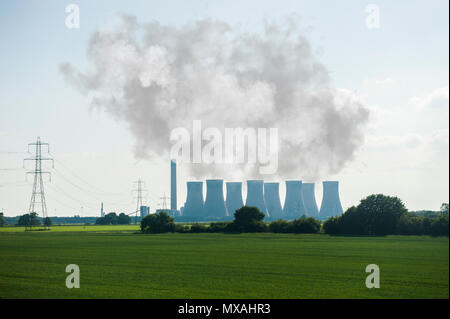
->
0;230;448;298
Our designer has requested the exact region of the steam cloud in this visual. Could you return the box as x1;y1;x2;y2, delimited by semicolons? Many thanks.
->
60;15;369;181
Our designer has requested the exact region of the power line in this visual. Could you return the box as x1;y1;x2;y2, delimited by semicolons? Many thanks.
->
46;182;98;211
53;156;161;204
52;157;128;196
51;167;135;208
0;181;28;188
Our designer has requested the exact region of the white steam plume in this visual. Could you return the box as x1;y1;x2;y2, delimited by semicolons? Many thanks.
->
60;15;369;181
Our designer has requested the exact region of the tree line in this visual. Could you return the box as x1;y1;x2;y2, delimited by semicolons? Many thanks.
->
95;212;131;225
3;195;448;236
140;194;449;236
13;212;52;230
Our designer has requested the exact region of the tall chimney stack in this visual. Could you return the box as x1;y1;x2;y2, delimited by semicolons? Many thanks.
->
170;159;177;211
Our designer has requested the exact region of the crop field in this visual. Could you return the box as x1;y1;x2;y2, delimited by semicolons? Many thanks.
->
0;230;448;298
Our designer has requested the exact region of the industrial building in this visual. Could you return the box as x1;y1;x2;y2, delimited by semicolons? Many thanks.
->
182;181;204;217
159;159;180;217
245;180;268;216
171;159;177;212
302;183;319;217
203;179;228;218
180;176;343;220
283;180;306;219
319;181;343;218
140;205;150;217
225;182;244;217
264;182;283;219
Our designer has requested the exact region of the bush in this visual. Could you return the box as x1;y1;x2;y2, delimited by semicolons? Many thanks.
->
189;223;208;233
429;216;449;236
43;217;52;227
175;224;190;233
322;216;341;234
140;212;175;233
0;213;6;227
290;217;321;234
269;217;321;234
209;222;231;233
268;220;291;233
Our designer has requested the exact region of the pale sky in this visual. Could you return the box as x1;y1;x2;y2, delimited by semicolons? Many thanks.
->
0;0;448;217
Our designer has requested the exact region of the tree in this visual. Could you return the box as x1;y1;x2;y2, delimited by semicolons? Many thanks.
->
323;194;407;235
95;212;119;225
29;212;41;229
189;223;208;233
440;203;449;215
95;217;107;225
269;217;321;234
227;206;267;233
117;213;131;225
18;212;41;230
105;212;118;225
140;212;175;233
430;216;449;236
43;217;52;228
0;212;6;227
17;214;30;227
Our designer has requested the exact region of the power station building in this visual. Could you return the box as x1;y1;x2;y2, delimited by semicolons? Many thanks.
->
225;182;244;217
245;180;268;216
180;177;343;220
182;181;204;218
162;159;180;217
140;205;150;217
203;179;228;218
319;181;343;218
283;180;306;219
171;159;177;212
264;182;283;219
302;182;319;217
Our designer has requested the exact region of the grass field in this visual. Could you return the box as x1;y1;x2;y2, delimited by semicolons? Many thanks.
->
0;230;448;298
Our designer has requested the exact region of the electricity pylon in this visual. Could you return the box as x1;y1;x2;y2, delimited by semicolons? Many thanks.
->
132;179;147;224
159;193;170;211
24;137;53;227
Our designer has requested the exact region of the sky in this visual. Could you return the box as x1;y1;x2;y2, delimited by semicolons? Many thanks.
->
0;0;448;217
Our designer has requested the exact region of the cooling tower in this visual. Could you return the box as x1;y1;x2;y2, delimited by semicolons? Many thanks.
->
182;181;204;217
245;180;267;215
264;182;282;219
302;183;319;217
170;159;177;211
283;180;306;219
203;179;228;218
225;182;244;216
319;181;343;218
